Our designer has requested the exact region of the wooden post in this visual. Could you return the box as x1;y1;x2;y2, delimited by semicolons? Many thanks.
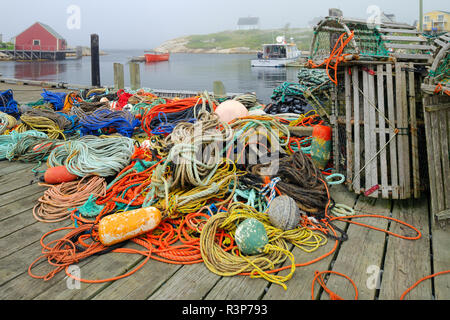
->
129;62;141;91
114;63;125;90
90;34;101;87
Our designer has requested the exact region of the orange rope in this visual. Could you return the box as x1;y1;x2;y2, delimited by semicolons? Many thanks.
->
308;31;355;85
400;270;450;300
311;270;358;300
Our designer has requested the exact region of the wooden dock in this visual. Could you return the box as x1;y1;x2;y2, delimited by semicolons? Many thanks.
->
0;159;449;301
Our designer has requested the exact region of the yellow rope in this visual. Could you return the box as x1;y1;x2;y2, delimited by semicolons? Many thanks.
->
200;202;327;290
16;115;65;140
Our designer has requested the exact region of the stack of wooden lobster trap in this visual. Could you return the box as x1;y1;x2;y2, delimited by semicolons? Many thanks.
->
307;15;450;227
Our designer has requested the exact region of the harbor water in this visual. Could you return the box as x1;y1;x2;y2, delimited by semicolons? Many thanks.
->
0;50;301;104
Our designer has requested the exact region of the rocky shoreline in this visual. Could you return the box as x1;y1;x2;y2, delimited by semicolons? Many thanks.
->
154;37;258;54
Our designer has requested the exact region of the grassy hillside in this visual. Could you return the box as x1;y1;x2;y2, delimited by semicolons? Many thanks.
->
0;42;14;51
185;28;314;51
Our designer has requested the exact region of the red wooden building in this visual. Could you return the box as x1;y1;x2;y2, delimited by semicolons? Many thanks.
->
14;22;67;51
9;22;72;60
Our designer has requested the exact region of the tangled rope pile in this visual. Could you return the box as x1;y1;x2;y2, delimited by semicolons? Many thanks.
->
0;83;432;295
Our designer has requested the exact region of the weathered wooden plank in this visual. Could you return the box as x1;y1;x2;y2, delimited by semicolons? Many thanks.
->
432;227;450;300
332;90;339;172
395;63;406;199
439;110;450;210
392;53;432;61
0;161;38;178
381;35;426;42
400;66;411;199
33;242;149;300
0;203;46;237
206;245;294;300
386;64;399;199
92;261;182;300
0;164;44;195
385;43;433;50
378;197;432;300
368;71;378;197
430;111;445;213
408;63;419;199
377;65;388;199
433;38;447;48
422;96;438;220
0;182;45;208
352;67;361;193
322;196;391;300
147;262;221;300
263;184;357;300
0;216;69;259
378;28;421;34
0;220;71;288
363;71;371;195
345;70;353;184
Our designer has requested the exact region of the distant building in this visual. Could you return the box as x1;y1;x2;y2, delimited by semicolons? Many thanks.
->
237;17;260;30
422;10;450;32
13;22;67;51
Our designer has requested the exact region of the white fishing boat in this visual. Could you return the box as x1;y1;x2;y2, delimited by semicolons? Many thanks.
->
251;36;302;68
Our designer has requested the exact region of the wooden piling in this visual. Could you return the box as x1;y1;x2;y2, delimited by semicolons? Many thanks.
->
114;63;125;90
90;34;101;87
129;63;141;91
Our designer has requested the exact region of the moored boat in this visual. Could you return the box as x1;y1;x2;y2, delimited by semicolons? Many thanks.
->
144;51;170;63
251;36;301;68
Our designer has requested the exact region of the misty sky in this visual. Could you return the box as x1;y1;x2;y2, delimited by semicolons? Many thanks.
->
0;0;448;49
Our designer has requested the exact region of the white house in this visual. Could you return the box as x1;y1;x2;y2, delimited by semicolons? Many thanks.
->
237;17;260;30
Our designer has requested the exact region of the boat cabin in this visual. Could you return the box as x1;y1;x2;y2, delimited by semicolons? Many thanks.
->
261;44;299;60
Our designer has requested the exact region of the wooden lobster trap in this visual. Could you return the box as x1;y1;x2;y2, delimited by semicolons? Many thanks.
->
421;33;450;226
309;16;434;66
331;61;430;199
308;16;436;199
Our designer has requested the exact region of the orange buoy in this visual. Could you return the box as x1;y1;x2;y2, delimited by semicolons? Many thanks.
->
44;166;79;184
98;207;162;246
310;125;332;170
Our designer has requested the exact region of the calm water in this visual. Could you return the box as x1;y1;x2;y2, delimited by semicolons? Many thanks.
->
0;49;301;104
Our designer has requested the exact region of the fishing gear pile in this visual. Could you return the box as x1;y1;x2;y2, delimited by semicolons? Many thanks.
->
1;83;420;293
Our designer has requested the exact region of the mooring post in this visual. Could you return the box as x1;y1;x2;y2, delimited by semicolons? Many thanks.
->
129;62;141;91
114;63;125;90
91;34;101;87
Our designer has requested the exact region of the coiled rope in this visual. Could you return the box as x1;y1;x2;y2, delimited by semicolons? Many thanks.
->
47;135;135;177
33;176;107;223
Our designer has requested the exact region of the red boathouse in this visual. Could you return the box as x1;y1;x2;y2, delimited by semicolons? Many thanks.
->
12;22;70;60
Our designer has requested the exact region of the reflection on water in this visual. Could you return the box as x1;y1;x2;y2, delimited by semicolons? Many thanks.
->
0;51;301;104
14;62;67;80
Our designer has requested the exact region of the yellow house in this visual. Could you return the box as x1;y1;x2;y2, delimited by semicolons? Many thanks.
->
422;10;450;32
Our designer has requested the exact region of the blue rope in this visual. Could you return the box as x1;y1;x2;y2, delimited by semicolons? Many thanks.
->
0;89;20;118
41;89;67;111
77;108;140;138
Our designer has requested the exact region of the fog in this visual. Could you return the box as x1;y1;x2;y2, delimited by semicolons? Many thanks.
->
0;0;448;49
